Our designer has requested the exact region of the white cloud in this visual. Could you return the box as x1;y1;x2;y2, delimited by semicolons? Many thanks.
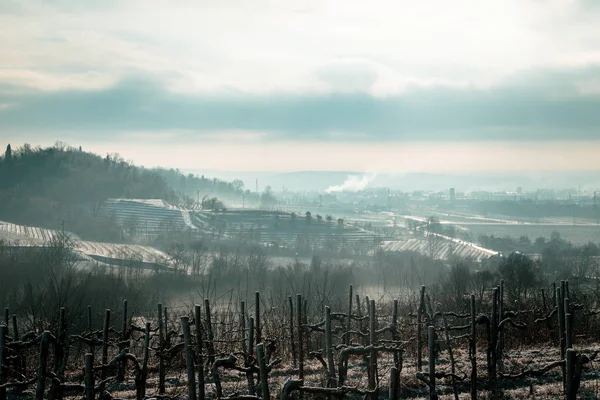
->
1;0;599;94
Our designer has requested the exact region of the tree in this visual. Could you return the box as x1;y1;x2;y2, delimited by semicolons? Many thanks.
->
306;211;312;224
260;186;277;209
232;179;244;193
498;252;541;303
4;144;11;160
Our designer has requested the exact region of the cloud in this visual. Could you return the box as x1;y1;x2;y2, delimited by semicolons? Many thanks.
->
1;66;600;142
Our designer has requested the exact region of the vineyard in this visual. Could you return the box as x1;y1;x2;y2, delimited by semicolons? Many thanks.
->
1;281;600;399
380;238;496;263
0;221;170;270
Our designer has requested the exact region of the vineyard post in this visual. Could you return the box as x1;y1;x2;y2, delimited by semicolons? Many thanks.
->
565;348;575;400
158;303;166;394
247;317;256;395
257;343;270;400
428;325;437;400
389;366;399;400
303;298;309;352
368;300;377;400
241;301;247;355
255;291;261;344
565;297;572;349
84;353;94;400
557;286;566;388
118;299;128;381
498;280;505;372
164;306;170;347
355;294;363;346
182;316;197;400
101;309;110;380
194;304;205;400
325;306;336;388
137;322;151;400
470;294;477;400
417;285;426;371
392;299;399;367
0;324;6;400
489;288;498;398
87;305;94;354
346;285;353;346
249;316;255;358
35;331;50;400
289;296;297;367
297;294;304;400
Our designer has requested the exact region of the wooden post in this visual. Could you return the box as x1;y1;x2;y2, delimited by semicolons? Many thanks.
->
296;294;304;400
325;306;336;387
182;316;197;400
36;331;50;400
557;287;566;388
428;325;437;400
566;348;575;400
136;322;150;400
565;297;572;349
498;280;505;371
255;291;261;344
164;306;170;347
257;343;270;400
392;299;399;368
84;353;94;400
289;296;297;367
417;285;425;371
118;299;128;381
247;317;256;395
356;294;363;345
489;288;498;397
389;366;399;400
101;309;110;380
0;324;6;400
470;294;477;400
368;300;377;400
157;303;166;394
346;285;353;346
240;301;247;355
195;304;205;400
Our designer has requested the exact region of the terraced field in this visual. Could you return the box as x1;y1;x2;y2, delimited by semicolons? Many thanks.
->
0;220;170;269
380;235;498;262
200;209;395;248
100;198;198;234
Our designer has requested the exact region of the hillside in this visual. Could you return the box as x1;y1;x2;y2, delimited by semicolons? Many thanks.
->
0;143;243;241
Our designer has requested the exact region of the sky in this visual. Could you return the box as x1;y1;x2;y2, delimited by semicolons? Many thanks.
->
1;0;600;173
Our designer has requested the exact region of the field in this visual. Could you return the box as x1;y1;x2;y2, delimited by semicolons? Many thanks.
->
0;220;170;269
1;282;600;400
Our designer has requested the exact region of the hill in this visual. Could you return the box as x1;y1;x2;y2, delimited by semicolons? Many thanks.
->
0;142;245;241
